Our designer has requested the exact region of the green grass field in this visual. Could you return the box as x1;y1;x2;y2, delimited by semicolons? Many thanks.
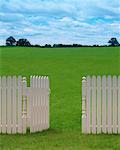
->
0;47;120;150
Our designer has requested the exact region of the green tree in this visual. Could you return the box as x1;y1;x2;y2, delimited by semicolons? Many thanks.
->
108;38;119;46
6;36;16;46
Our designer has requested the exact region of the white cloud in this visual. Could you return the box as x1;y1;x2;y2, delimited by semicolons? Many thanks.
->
0;0;119;45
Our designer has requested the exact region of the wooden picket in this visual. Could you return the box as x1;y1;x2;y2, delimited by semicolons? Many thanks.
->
97;76;101;133
7;76;12;134
113;76;118;133
92;76;96;134
107;76;112;133
118;76;120;133
86;76;91;133
102;76;107;133
0;75;50;134
2;76;6;133
17;76;22;133
82;75;120;134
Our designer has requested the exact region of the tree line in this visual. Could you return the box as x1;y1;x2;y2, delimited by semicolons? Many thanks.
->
5;36;120;47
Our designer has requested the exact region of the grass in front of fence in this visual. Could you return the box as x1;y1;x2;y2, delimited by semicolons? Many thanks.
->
1;129;120;150
0;46;120;150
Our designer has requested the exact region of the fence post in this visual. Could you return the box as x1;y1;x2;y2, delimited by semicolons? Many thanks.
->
22;77;27;134
82;77;87;133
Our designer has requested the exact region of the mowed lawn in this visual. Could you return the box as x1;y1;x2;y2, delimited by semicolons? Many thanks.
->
0;47;120;150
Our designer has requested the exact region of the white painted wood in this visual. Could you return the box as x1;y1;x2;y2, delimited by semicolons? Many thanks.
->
44;77;47;129
86;76;91;134
6;76;12;134
17;76;22;133
30;76;34;133
27;82;30;128
29;76;34;133
36;76;39;131
0;77;1;133
27;76;50;133
39;77;42;131
118;76;120;133
46;77;50;129
102;76;107;133
97;76;101;134
35;76;38;132
91;76;96;134
44;77;46;130
107;76;112;134
82;75;120;134
37;77;40;131
38;77;40;131
29;88;49;95
2;76;7;133
41;77;44;130
0;75;50;134
22;77;27;134
38;76;41;131
33;76;36;132
112;76;117;133
29;75;49;133
12;76;17;134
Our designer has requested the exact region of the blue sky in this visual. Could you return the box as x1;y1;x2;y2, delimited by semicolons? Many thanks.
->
0;0;120;45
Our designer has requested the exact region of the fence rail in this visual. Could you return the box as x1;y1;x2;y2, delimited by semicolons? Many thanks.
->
0;76;50;134
82;75;120;134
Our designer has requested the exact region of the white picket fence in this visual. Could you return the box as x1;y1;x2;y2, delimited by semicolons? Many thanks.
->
0;76;50;134
82;75;120;134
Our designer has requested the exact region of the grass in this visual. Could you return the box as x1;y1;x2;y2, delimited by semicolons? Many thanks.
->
0;46;120;150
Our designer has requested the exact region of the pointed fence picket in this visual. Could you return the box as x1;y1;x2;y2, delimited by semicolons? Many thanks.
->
2;76;6;133
0;75;50;134
97;76;101;134
82;75;120;134
107;76;112;133
118;76;120;133
86;76;91;133
102;76;107;133
7;76;12;134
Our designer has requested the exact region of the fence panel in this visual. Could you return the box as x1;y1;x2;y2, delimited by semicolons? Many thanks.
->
29;76;50;133
0;75;50;134
82;75;120;134
0;76;25;134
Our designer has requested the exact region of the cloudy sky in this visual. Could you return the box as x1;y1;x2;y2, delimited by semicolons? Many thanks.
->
0;0;120;45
